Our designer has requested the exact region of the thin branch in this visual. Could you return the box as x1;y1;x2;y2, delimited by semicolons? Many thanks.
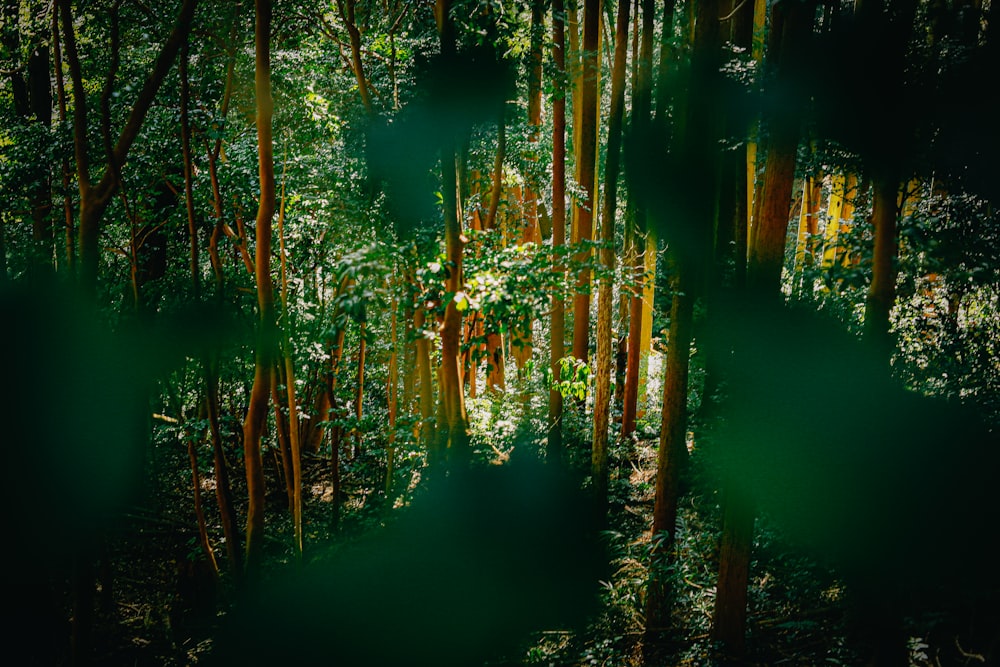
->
720;0;748;22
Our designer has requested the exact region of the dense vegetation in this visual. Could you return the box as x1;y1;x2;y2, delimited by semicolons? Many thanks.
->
2;0;999;664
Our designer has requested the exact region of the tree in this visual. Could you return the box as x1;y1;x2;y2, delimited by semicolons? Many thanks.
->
592;0;630;510
433;0;471;464
242;0;277;573
570;0;601;363
548;0;568;461
645;0;725;630
709;0;815;655
620;0;657;437
58;0;198;294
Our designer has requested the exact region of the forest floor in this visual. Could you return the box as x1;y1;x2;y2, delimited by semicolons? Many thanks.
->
78;423;993;666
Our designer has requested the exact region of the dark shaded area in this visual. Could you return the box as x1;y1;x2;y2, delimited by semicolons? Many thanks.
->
0;280;149;664
704;297;1000;655
210;454;605;666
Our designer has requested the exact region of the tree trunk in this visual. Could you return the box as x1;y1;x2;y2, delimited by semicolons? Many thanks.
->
58;0;198;294
548;0;568;462
433;0;470;466
283;349;304;554
414;305;436;448
327;320;348;527
645;282;695;630
621;231;644;437
821;172;846;269
621;0;655;435
52;7;74;270
864;175;900;357
592;0;630;511
484;115;508;393
205;361;243;584
710;486;755;658
242;0;277;574
570;0;602;364
793;172;823;278
354;320;367;459
338;0;374;115
743;0;768;270
186;422;220;576
180;36;199;295
711;2;813;655
747;0;810;293
636;228;657;416
386;302;399;494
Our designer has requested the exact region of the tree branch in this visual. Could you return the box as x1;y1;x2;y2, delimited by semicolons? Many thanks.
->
93;0;199;204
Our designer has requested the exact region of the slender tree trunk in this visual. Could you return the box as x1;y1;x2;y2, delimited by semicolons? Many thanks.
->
283;350;303;554
186;422;220;576
570;0;602;364
402;280;416;415
180;39;216;575
414;305;436;448
512;0;546;373
386;301;399;494
433;0;471;466
793;172;823;277
708;2;757;645
743;0;768;269
242;0;277;574
354;320;367;459
52;7;74;270
28;41;53;272
338;0;374;115
548;0;568;462
327;321;348;527
636;229;658;415
271;366;295;509
275;166;304;554
205;361;243;584
484;115;507;392
621;231;644;436
822;172;846;269
864;175;900;357
647;0;729;633
180;37;199;295
593;0;630;510
621;0;655;435
207;29;237;286
645;281;695;630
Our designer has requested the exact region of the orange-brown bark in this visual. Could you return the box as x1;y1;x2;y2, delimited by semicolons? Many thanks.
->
570;0;601;364
242;0;277;573
593;0;630;507
547;0;568;461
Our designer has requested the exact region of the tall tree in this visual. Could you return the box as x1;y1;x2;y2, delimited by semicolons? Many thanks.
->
860;0;919;361
746;0;811;293
58;0;198;293
646;0;725;633
592;0;630;509
242;0;277;573
570;0;601;363
621;0;657;437
712;0;815;656
434;0;471;464
548;0;568;461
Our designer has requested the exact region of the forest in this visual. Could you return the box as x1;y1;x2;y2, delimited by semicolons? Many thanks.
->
2;0;1000;664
